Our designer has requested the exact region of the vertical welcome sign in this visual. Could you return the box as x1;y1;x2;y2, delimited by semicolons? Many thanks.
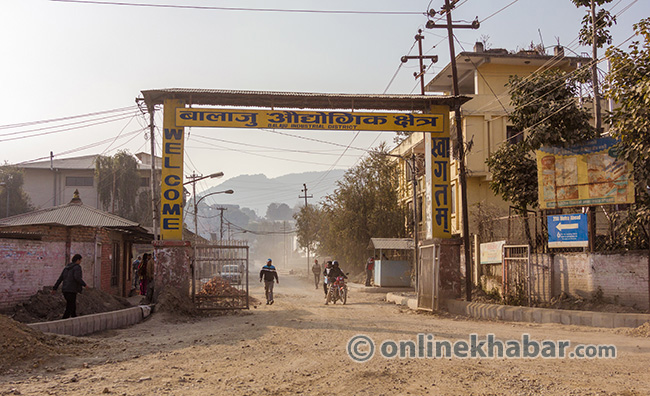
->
160;99;185;240
424;105;451;239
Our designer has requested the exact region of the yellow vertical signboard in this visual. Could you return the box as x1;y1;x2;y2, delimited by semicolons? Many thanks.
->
160;99;186;240
425;105;451;239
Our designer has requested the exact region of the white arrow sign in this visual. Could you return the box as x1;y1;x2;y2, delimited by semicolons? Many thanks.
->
556;222;579;231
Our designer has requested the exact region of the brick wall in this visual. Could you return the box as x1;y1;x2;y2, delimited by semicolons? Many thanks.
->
0;225;135;308
0;239;66;309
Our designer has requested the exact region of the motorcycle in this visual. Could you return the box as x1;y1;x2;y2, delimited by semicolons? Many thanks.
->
325;275;348;305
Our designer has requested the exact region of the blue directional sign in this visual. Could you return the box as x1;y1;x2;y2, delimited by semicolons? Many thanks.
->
547;214;588;248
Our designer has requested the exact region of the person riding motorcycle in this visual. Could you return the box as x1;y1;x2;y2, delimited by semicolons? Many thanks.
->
325;260;348;305
322;261;333;297
327;260;347;284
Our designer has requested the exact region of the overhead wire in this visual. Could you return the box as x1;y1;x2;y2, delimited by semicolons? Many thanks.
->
51;0;426;15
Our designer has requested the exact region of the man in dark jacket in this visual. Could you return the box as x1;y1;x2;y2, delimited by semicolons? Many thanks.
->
52;254;87;319
259;258;279;305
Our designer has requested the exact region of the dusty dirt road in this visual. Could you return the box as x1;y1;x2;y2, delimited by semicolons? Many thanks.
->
2;272;650;396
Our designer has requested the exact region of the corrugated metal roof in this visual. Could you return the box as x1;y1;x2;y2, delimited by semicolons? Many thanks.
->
19;154;156;171
0;201;142;229
368;238;414;250
141;88;471;111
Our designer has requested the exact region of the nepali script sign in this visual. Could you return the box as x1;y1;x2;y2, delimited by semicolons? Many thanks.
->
175;108;444;132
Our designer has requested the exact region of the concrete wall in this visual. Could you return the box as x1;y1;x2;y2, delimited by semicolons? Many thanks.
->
548;251;648;309
480;251;649;310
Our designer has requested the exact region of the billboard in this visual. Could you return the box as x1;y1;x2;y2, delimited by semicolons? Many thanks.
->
176;108;444;133
536;137;634;209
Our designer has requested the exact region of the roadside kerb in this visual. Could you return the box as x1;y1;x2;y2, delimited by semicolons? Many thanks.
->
27;305;153;337
385;293;650;329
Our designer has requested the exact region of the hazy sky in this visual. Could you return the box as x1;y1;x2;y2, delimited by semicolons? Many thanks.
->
1;0;647;207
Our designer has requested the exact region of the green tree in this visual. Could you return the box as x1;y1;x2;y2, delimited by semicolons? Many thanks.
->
604;18;650;248
293;204;322;256
94;151;141;221
486;70;596;244
0;165;34;218
571;0;616;131
571;0;617;48
306;144;406;272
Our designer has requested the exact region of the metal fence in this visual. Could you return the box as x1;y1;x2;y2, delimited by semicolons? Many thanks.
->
193;240;249;310
475;205;649;253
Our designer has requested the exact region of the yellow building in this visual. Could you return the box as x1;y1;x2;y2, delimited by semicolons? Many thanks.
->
391;43;588;238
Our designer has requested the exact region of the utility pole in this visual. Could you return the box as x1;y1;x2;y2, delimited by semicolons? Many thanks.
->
149;108;159;240
299;183;313;276
590;0;601;132
401;30;438;95
410;154;420;287
426;0;479;301
283;220;287;268
216;207;227;240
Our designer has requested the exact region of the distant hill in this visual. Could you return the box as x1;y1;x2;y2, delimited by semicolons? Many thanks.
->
199;169;346;217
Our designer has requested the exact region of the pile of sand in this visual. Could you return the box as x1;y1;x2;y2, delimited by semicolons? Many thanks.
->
626;322;650;337
155;286;197;316
0;315;85;373
11;287;132;323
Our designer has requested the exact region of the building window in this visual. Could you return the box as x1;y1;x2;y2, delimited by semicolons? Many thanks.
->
111;243;120;287
506;126;524;144
66;176;94;187
417;196;423;223
140;177;150;187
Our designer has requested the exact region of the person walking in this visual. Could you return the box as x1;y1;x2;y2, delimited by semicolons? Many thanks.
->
311;259;321;289
51;254;87;319
260;258;279;305
132;255;142;289
365;257;375;286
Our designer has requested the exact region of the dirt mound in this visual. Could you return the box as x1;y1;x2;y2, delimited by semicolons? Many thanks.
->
0;314;87;373
198;276;242;297
626;322;650;337
156;286;197;316
11;287;132;323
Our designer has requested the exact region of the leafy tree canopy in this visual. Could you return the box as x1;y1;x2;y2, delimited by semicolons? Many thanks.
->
95;151;141;221
570;0;616;47
295;143;406;271
604;18;650;243
487;69;596;212
0;164;34;218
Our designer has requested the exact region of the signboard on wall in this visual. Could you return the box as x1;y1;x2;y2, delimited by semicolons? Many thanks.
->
547;213;588;248
480;240;506;264
176;108;445;132
536;137;634;209
424;105;451;239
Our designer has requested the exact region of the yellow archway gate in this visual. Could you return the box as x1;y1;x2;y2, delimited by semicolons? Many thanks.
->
140;88;469;241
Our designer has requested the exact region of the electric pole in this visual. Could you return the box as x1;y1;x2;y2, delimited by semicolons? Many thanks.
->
401;30;438;95
215;207;227;240
149;107;159;240
426;0;479;301
299;183;313;276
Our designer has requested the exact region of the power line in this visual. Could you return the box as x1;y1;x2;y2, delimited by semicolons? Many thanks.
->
0;105;138;130
51;0;425;15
